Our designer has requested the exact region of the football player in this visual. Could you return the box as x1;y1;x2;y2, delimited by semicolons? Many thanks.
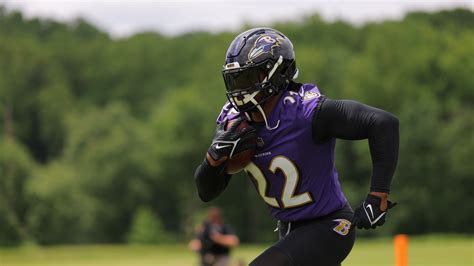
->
194;28;399;266
189;207;240;266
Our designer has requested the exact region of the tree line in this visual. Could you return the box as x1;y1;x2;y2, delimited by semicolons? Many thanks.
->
0;6;473;245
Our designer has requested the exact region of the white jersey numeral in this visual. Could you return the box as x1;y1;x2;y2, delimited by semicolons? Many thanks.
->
245;156;313;209
245;163;280;208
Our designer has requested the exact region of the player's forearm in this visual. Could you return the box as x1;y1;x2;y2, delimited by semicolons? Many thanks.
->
194;157;231;202
367;110;399;193
312;98;399;193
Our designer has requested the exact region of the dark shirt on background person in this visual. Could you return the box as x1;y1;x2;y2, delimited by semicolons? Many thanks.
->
189;207;240;266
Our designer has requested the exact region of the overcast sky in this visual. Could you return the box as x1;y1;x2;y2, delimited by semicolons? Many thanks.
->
3;0;473;37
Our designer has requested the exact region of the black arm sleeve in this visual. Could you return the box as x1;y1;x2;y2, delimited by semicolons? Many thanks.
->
312;98;399;193
194;158;232;202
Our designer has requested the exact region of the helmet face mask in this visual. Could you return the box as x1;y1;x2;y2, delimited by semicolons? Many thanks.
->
223;58;276;112
222;28;297;113
225;82;275;113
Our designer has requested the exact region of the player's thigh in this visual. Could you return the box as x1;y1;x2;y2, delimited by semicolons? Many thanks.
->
249;246;293;266
275;220;355;266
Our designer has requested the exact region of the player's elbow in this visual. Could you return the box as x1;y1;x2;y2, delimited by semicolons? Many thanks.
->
197;190;216;202
195;181;221;202
194;161;230;202
375;111;399;132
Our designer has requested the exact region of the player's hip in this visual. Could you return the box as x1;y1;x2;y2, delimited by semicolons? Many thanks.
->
276;203;354;238
274;204;356;265
273;199;351;229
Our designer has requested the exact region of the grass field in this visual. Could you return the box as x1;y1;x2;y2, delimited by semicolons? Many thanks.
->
0;235;472;266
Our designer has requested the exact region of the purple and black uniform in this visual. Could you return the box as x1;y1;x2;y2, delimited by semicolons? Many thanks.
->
194;83;399;266
217;84;347;222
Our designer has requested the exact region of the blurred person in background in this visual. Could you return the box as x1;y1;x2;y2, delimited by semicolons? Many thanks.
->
194;27;399;266
189;207;240;266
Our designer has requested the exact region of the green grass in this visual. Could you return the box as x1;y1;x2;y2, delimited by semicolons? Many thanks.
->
0;235;472;266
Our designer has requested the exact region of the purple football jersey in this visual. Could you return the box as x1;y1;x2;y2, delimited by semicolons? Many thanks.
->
216;84;347;222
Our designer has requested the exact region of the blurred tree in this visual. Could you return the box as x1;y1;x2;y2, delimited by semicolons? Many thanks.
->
0;138;35;244
26;161;97;244
27;103;159;243
127;207;176;244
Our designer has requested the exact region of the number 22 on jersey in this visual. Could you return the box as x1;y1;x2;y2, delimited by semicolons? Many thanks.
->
245;156;314;209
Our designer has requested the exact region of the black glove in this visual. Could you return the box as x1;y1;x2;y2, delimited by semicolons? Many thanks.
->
352;194;397;229
207;117;257;161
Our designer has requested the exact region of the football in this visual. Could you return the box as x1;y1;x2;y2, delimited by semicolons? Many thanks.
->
225;119;257;174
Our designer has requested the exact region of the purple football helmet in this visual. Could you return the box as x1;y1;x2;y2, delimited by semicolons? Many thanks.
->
222;28;298;114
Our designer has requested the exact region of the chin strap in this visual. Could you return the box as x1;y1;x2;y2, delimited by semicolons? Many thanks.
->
258;103;280;130
245;96;280;131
